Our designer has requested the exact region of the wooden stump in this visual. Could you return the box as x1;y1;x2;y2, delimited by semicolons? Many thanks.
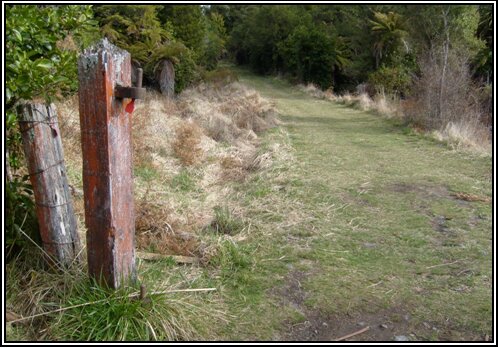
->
18;103;81;266
156;59;175;98
131;61;141;87
78;38;136;288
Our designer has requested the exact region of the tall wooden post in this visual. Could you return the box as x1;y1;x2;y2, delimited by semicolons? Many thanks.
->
18;103;81;266
78;39;136;288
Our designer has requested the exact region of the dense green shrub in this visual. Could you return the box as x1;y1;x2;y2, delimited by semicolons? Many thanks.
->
5;4;98;255
148;41;199;93
229;5;304;73
368;65;412;96
201;12;228;70
157;5;206;58
95;5;199;93
279;25;349;89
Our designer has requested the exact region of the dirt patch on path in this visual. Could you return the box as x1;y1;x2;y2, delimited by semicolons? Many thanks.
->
279;303;415;341
272;268;417;341
272;268;487;342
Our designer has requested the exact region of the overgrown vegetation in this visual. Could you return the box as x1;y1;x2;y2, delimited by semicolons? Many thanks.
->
93;5;228;93
6;248;222;341
5;4;98;256
5;4;493;342
5;71;284;340
218;4;492;150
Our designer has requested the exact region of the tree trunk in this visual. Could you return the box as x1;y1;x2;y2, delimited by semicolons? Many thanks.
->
155;59;175;98
18;103;81;266
438;7;450;125
5;149;13;182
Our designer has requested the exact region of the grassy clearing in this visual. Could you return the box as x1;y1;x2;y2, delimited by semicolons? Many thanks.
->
210;69;492;341
6;68;492;341
297;82;492;156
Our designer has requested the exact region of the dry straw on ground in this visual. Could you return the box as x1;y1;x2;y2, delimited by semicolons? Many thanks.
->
56;80;283;260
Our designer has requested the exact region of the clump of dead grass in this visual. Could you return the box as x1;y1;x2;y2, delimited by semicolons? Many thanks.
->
52;77;287;286
172;120;203;166
299;83;400;118
179;82;279;144
134;191;202;257
298;83;334;100
333;92;401;118
432;120;491;155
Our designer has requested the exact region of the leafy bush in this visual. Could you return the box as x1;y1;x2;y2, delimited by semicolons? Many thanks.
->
201;12;228;70
157;5;206;58
95;5;198;93
5;5;98;255
279;25;349;89
229;5;304;73
367;65;412;96
5;178;39;259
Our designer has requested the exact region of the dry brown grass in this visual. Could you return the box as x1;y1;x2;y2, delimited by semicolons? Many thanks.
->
179;82;278;144
451;192;491;203
298;83;334;100
172;121;203;166
432;120;491;155
201;68;239;88
53;79;284;261
332;92;401;118
219;155;248;182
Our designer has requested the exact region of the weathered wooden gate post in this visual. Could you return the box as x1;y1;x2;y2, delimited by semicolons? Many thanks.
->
78;39;143;288
18;103;81;266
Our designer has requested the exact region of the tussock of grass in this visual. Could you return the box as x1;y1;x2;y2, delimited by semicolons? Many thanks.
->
180;82;278;143
172;121;203;166
432;120;491;155
206;238;253;280
207;206;245;236
50;282;200;341
6;247;226;341
334;92;401;118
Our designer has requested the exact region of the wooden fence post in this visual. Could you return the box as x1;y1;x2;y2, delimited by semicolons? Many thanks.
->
77;39;137;288
18;103;81;266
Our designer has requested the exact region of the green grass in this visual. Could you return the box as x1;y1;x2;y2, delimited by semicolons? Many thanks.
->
51;280;198;341
135;164;159;182
5;248;225;342
171;169;196;192
206;69;492;340
206;206;245;236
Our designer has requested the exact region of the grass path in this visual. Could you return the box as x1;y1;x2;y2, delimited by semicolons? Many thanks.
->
217;72;492;341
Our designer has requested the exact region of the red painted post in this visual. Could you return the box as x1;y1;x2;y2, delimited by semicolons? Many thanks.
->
77;39;136;288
